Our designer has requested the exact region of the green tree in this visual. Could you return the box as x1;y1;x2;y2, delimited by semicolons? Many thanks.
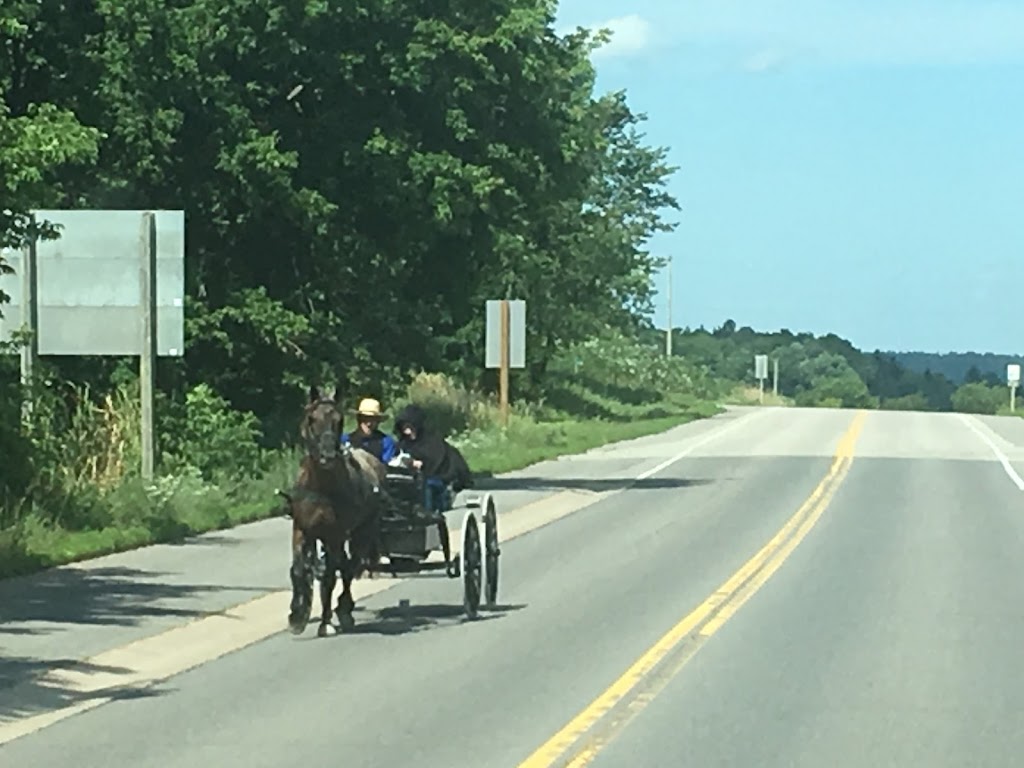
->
951;381;1005;415
0;8;100;310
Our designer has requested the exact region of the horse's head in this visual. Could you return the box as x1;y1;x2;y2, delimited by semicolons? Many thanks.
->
301;384;347;466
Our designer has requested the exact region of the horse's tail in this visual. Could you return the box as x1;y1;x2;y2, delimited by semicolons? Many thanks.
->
275;488;294;517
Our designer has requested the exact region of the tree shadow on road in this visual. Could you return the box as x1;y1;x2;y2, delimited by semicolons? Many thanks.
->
0;565;271;706
0;565;271;632
165;533;249;547
338;602;527;637
0;654;170;723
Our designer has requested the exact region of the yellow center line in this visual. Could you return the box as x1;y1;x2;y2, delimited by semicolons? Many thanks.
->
517;410;868;768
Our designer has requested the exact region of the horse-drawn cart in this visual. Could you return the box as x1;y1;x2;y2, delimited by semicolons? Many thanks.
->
309;457;501;619
287;389;500;637
371;461;500;618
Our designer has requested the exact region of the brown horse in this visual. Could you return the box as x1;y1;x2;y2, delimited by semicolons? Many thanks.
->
280;384;389;637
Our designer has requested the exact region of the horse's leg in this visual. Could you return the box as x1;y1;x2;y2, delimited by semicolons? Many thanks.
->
288;524;314;635
349;514;378;580
317;538;339;638
335;544;357;632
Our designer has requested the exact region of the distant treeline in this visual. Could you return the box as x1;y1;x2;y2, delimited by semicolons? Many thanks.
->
645;320;1018;416
885;351;1021;386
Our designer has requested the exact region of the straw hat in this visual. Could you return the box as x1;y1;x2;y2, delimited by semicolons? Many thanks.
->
354;398;385;419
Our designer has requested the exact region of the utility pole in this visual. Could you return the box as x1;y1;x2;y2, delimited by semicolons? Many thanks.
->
665;255;673;357
773;358;779;397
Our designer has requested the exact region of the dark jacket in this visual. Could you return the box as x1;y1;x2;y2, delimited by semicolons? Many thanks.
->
393;404;473;492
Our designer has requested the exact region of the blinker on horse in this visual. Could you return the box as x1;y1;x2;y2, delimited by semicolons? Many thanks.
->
303;386;344;467
282;384;388;637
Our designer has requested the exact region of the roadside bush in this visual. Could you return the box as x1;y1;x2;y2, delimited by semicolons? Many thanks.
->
0;379;34;528
881;393;931;411
951;381;1005;415
403;371;503;437
159;383;265;481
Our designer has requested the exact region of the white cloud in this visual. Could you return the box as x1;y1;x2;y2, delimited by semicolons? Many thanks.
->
557;1;1024;69
668;0;1024;68
587;14;653;59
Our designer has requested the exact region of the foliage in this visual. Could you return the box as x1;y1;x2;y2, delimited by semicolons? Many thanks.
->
950;381;1008;415
656;320;960;411
658;319;1019;417
0;0;700;577
889;351;1019;386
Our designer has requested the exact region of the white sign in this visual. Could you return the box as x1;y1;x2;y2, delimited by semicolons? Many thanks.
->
485;299;526;369
0;209;185;356
754;354;768;380
1008;364;1020;385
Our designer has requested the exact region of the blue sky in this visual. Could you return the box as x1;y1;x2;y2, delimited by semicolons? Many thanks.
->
554;0;1024;353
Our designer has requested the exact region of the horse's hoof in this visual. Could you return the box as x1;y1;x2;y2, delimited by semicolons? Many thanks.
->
337;612;356;632
317;622;337;638
288;617;306;635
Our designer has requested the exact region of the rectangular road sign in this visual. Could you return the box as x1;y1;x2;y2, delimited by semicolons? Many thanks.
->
1009;364;1020;385
0;209;184;356
755;354;769;380
485;299;526;368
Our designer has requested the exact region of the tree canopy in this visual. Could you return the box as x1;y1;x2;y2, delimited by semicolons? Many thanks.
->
0;0;677;440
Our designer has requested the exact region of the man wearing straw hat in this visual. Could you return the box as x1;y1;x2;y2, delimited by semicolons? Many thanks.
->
341;397;398;464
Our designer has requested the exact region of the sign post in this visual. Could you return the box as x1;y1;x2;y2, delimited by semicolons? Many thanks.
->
755;354;768;404
485;299;526;426
17;228;39;425
139;212;158;479
0;209;185;480
665;255;672;357
1009;364;1020;413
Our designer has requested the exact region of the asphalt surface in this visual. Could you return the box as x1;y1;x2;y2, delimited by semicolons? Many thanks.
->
3;406;1024;767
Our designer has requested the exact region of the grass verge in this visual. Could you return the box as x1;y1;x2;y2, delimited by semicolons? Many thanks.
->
0;399;721;580
721;384;792;407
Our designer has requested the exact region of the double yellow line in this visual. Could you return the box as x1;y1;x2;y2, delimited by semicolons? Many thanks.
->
519;410;868;768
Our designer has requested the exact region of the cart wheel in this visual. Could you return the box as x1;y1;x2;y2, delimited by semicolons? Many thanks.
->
482;494;500;607
459;510;482;619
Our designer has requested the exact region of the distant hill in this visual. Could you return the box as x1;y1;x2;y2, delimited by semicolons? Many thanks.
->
886;351;1021;385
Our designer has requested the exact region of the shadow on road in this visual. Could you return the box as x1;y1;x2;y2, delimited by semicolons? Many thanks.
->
340;602;527;637
0;566;270;632
470;476;715;493
0;565;271;708
0;654;171;722
165;533;249;547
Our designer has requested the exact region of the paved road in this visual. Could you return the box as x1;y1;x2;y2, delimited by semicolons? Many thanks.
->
3;406;1024;767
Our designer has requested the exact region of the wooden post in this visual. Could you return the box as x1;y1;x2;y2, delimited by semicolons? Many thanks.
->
499;298;510;427
139;212;157;480
665;255;672;357
19;219;39;427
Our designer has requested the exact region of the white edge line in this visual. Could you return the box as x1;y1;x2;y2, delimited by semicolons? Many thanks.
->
957;413;1024;491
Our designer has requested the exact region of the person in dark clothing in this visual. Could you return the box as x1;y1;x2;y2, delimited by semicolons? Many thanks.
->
394;403;473;578
393;404;473;511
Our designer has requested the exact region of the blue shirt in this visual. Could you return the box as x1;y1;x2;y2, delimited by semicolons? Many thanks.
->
341;431;398;463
